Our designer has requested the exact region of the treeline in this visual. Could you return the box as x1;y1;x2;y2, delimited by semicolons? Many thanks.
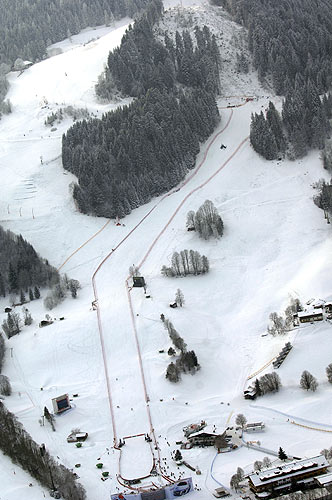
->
161;249;209;277
0;226;59;298
0;335;4;373
62;88;219;218
254;372;281;397
251;91;332;161
314;179;332;214
162;316;200;382
0;65;11;119
223;0;332;94
97;0;220;98
0;402;86;499
222;0;332;159
64;0;221;218
0;0;149;67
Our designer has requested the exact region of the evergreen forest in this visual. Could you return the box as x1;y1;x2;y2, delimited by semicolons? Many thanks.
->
221;0;332;159
63;88;219;218
0;402;86;499
96;0;220;98
0;226;60;297
0;0;149;67
63;0;221;218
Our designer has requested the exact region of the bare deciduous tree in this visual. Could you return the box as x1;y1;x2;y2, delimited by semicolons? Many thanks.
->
236;413;247;429
300;370;318;391
175;289;185;307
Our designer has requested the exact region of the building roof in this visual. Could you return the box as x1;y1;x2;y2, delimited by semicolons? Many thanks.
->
314;472;332;486
246;422;264;428
249;456;329;488
189;425;221;438
312;299;326;307
298;310;323;318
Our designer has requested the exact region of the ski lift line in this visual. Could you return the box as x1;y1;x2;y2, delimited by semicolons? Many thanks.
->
127;283;149;405
126;282;168;479
57;219;111;271
91;276;118;446
247;356;277;380
91;109;236;484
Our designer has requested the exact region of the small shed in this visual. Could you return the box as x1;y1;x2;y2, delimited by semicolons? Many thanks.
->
298;310;323;323
213;487;230;498
133;276;146;287
39;319;53;328
244;386;257;400
52;394;71;414
67;432;88;443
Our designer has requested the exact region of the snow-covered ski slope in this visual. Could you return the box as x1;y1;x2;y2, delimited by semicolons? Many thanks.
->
1;2;332;499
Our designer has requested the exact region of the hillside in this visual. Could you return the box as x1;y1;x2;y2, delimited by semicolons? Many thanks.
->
1;1;332;500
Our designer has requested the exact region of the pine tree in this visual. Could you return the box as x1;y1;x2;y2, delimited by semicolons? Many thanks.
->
34;286;40;299
254;378;262;396
44;406;56;431
23;307;33;326
278;447;287;461
0;334;5;373
0;274;6;297
2;311;21;338
28;288;34;301
0;375;11;396
8;263;18;292
20;290;26;304
326;363;332;384
166;362;180;382
266;101;286;153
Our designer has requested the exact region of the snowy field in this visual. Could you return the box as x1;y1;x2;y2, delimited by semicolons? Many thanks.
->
1;1;332;499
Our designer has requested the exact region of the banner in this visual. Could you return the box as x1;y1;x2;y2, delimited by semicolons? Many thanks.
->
165;478;193;498
111;477;193;500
